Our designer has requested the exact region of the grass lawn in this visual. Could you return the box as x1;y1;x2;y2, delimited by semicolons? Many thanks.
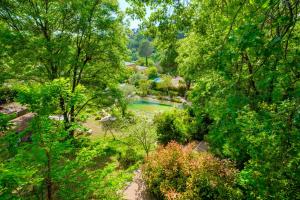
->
127;101;175;116
84;101;176;140
83;117;105;139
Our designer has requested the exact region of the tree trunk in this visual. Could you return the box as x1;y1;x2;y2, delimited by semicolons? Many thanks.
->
243;52;258;110
59;96;70;131
145;56;148;67
46;151;52;200
69;105;75;137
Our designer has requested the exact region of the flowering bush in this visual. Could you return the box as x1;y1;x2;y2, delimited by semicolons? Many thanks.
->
142;142;242;199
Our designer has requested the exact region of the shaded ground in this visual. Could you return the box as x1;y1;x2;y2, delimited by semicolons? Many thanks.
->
194;141;209;152
83;117;104;139
0;102;34;133
123;170;155;200
11;113;35;132
0;102;28;117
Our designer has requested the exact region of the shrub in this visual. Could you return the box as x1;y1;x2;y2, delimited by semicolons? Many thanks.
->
118;148;140;169
128;72;147;86
169;90;178;98
154;110;190;144
142;142;242;200
146;66;158;79
138;79;151;96
120;84;136;97
156;75;172;95
155;108;212;143
187;108;214;141
0;113;15;132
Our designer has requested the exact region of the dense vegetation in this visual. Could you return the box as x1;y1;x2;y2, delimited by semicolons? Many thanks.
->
1;0;299;199
128;0;300;199
143;142;241;199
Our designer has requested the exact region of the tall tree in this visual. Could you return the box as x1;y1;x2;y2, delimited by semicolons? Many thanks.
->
138;40;153;67
0;0;127;133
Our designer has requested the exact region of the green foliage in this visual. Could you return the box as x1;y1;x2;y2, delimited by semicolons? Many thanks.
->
0;86;17;104
138;79;152;96
0;0;127;131
0;116;141;199
0;0;126;81
0;117;81;199
0;113;14;132
127;117;157;156
128;72;147;86
118;148;140;169
146;66;158;80
128;29;148;61
158;43;179;75
138;40;154;58
138;40;154;67
16;79;86;115
135;56;155;67
142;142;242;200
129;0;300;198
154;110;190;144
221;102;300;199
155;75;173;95
0;79;134;200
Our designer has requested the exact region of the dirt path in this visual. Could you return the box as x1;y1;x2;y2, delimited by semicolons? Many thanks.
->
194;141;209;152
123;170;155;200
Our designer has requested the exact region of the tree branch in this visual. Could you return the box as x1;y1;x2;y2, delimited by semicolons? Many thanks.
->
74;96;98;117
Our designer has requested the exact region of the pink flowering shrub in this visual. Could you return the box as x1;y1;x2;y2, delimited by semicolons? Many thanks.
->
142;141;242;199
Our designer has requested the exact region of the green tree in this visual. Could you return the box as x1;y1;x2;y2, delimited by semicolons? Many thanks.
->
0;117;120;200
129;0;300;199
0;79;129;200
128;117;156;157
0;0;126;133
138;40;153;67
154;110;190;145
128;29;147;61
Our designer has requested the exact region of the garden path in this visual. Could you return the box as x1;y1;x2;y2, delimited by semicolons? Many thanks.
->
123;169;155;200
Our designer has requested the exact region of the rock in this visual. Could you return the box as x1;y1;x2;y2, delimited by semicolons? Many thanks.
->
49;115;64;121
99;115;117;122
